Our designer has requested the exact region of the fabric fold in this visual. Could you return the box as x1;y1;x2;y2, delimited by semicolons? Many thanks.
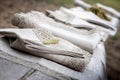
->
46;10;96;30
11;11;107;53
46;7;119;36
0;28;91;71
59;7;116;31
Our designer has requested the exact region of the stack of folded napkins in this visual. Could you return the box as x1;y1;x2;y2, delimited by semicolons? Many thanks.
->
0;0;119;71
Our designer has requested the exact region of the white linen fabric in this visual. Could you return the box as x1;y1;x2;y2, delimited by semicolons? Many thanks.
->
0;28;91;71
46;8;119;36
11;11;107;53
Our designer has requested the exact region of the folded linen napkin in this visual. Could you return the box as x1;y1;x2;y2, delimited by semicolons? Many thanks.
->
59;7;116;31
46;7;119;36
0;28;91;71
11;11;107;53
46;10;96;30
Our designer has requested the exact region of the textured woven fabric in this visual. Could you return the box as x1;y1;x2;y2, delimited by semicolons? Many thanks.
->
11;11;107;53
0;28;91;71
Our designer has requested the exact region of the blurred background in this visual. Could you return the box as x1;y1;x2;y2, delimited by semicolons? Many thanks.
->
0;0;120;80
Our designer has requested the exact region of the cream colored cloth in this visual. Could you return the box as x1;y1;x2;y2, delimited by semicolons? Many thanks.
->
46;7;119;36
11;11;108;53
0;28;91;71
